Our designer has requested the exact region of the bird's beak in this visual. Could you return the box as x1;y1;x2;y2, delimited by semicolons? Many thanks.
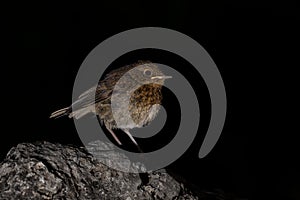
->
151;75;172;80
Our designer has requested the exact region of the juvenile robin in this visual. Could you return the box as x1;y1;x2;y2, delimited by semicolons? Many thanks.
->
50;61;172;151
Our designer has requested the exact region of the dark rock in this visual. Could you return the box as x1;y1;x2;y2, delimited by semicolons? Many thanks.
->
0;141;241;199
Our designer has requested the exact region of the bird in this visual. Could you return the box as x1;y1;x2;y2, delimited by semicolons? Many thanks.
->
50;61;172;152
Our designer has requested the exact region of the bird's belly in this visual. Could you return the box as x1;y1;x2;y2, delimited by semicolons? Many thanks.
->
99;104;161;129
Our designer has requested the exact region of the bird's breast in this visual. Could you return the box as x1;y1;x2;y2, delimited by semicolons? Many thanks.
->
97;84;163;129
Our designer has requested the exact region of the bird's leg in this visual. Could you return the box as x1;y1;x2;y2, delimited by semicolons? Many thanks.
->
122;129;148;185
123;129;143;153
107;128;122;145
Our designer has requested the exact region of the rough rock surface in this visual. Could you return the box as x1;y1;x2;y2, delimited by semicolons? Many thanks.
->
0;141;241;199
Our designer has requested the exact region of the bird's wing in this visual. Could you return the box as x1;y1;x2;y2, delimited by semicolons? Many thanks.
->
78;85;97;99
71;64;135;111
70;73;126;111
70;83;111;111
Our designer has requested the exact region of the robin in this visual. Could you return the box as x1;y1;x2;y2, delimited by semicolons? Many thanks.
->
50;61;172;152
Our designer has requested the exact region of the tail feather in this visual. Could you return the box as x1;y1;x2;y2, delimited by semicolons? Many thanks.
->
69;107;94;119
50;106;95;119
50;107;71;118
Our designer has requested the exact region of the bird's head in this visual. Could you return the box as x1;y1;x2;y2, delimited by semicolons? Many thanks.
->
127;62;172;86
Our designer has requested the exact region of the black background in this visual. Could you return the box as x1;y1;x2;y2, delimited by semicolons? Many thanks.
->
2;2;299;199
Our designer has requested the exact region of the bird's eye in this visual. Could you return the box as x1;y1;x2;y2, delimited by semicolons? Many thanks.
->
143;69;152;76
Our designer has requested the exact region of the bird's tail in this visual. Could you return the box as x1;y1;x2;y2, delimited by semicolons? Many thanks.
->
49;107;71;118
50;106;94;119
